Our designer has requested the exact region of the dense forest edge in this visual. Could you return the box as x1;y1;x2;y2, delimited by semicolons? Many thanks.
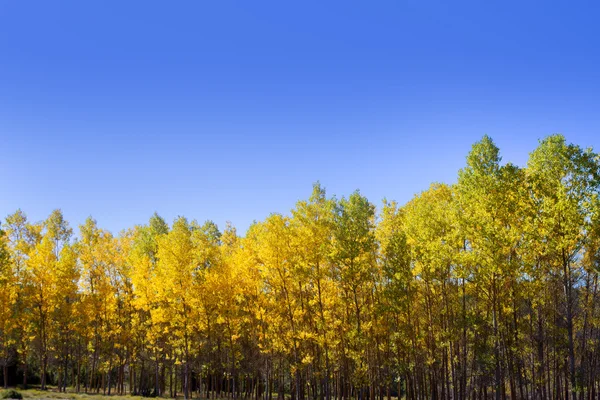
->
1;134;600;400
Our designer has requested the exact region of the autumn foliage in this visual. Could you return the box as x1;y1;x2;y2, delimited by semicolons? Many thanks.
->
1;135;600;400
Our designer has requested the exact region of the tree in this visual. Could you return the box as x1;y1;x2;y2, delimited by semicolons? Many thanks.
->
331;191;378;398
129;213;169;396
155;217;199;400
27;209;72;390
291;183;336;400
527;135;600;399
2;210;41;389
0;222;16;388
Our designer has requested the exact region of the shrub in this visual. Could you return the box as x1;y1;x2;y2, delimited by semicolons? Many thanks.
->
1;390;23;400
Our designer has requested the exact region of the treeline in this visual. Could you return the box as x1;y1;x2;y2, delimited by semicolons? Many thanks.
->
1;134;600;400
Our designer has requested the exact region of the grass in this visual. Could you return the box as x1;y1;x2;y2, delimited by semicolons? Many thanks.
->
2;390;404;400
0;389;147;400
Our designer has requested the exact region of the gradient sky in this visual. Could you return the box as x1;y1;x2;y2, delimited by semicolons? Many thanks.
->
1;1;600;235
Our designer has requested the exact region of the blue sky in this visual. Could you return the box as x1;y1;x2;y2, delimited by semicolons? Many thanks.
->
1;1;599;235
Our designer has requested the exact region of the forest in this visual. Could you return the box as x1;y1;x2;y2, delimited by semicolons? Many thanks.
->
1;134;600;400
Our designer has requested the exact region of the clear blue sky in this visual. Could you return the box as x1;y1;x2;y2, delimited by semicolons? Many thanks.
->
1;1;599;235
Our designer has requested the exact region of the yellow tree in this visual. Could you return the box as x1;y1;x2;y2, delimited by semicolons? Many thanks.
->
248;214;307;400
212;222;253;399
110;232;136;395
77;217;119;393
222;225;265;399
156;216;199;399
52;242;79;392
290;183;337;400
2;210;41;388
97;232;133;395
129;213;169;396
0;222;16;388
27;209;72;390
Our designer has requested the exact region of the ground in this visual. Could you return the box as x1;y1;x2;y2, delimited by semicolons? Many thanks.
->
1;389;146;400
